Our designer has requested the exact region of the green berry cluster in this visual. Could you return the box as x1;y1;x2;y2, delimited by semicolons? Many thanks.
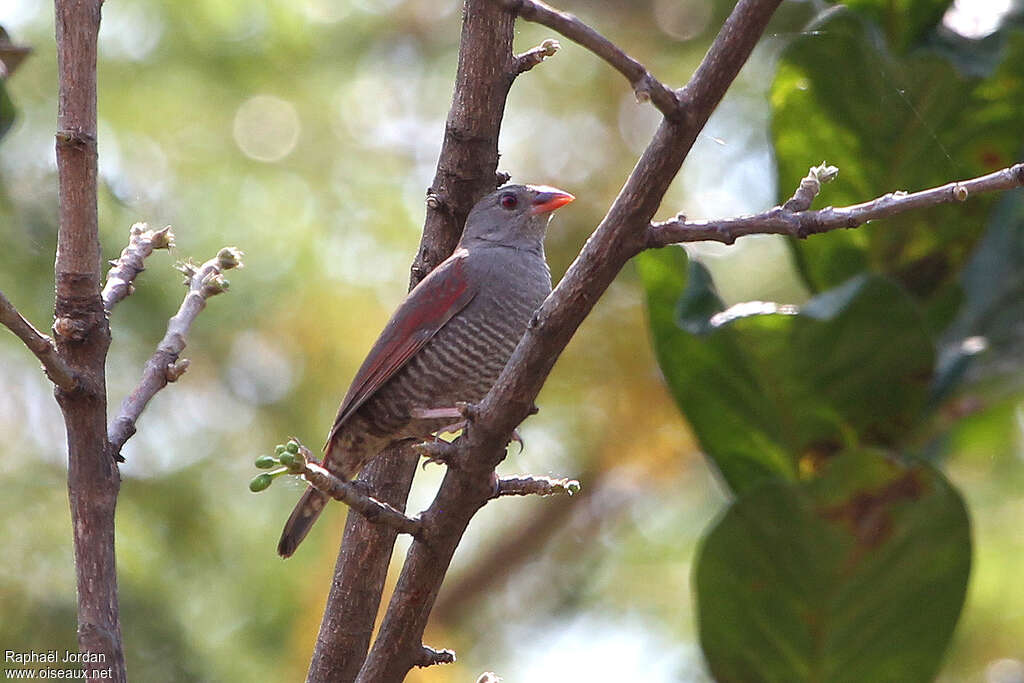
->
249;440;306;492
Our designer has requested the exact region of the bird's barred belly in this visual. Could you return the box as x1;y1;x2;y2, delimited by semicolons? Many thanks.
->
356;291;540;438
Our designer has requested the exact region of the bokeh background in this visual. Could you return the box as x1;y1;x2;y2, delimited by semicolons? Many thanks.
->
1;0;1021;680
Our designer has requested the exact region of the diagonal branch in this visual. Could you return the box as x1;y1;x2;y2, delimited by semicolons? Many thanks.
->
494;474;580;498
359;2;785;679
102;223;175;314
296;457;423;537
413;645;456;668
0;289;79;391
647;162;1024;247
107;247;243;457
504;0;681;117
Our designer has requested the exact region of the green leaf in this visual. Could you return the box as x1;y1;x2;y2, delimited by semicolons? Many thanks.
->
0;79;14;143
772;12;1024;300
638;248;934;493
941;189;1024;383
696;450;971;683
838;0;952;53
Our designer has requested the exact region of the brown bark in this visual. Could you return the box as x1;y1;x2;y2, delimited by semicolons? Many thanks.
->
305;2;519;680
307;445;419;683
53;0;125;679
356;1;784;680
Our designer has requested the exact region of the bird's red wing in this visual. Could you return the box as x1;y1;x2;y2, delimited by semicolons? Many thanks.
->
325;248;476;446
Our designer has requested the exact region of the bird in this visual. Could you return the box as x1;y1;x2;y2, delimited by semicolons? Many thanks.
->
277;184;574;557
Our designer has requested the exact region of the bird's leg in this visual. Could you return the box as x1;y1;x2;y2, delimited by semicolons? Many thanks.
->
410;404;525;459
410;406;468;439
409;407;462;420
413;440;458;469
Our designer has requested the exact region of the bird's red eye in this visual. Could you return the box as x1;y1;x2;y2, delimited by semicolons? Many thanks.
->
500;193;517;209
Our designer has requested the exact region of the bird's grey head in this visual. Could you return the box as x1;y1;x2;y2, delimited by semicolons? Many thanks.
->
460;184;574;251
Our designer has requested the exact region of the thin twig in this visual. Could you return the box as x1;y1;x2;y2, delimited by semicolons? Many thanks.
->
102;223;175;314
413;645;456;668
514;38;560;74
107;247;243;456
504;0;681;117
647;162;1024;247
299;460;423;537
494;474;580;498
0;289;79;392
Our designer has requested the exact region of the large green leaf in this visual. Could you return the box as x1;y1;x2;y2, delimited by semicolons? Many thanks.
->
936;188;1024;392
696;449;971;683
0;79;14;143
838;0;951;53
638;248;934;493
772;11;1024;300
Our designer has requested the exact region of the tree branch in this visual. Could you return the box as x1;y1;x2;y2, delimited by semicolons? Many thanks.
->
53;0;124;677
309;2;520;680
494;474;580;498
308;443;419;683
504;0;680;117
0;289;79;391
648;162;1024;247
358;2;784;679
292;453;422;537
413;645;456;669
102;223;175;314
107;247;242;457
513;38;560;75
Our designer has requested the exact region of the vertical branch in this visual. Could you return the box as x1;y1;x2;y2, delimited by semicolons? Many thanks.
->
306;445;418;683
53;0;124;679
409;0;520;285
306;1;518;681
357;0;785;679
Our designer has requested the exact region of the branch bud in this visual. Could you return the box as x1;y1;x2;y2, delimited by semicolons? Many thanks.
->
150;225;175;250
216;247;244;270
165;358;190;382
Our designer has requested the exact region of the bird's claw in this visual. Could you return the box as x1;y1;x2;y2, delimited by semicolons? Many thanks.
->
413;440;457;469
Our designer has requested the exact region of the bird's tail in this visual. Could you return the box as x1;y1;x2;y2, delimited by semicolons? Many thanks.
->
277;486;329;558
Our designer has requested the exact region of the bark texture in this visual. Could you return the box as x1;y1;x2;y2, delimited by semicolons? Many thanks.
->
53;0;126;679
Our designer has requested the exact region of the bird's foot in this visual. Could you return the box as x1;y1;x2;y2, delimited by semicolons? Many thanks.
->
413;440;458;469
410;405;524;451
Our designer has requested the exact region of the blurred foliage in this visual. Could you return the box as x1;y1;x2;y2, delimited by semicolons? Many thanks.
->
639;250;935;492
0;0;1022;682
641;0;1024;680
774;6;1024;311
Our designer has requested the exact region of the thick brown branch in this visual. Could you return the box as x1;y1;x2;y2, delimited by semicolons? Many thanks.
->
360;3;784;679
312;3;520;681
494;474;580;498
647;162;1024;247
102;223;175;313
308;444;418;683
409;1;518;286
0;289;79;391
504;0;681;117
299;460;423;537
53;0;124;677
107;248;242;457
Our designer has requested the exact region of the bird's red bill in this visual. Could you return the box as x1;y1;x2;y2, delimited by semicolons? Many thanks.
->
530;187;575;215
